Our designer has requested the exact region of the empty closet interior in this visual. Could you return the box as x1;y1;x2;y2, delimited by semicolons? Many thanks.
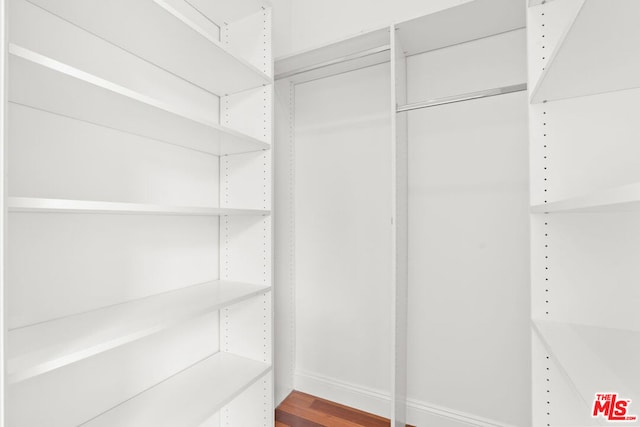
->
3;0;274;425
275;1;531;426
1;0;638;426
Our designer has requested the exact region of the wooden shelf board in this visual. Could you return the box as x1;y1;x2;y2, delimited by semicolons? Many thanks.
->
83;352;270;427
25;0;272;95
9;45;269;156
531;182;640;213
531;0;640;103
8;281;271;383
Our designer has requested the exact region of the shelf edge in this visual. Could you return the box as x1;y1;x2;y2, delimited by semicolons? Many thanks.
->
7;197;271;216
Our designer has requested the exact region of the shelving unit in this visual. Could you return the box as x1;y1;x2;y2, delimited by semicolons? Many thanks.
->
2;0;273;425
529;1;640;425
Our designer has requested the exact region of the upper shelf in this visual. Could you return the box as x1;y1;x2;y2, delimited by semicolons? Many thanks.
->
275;28;390;84
8;197;270;216
395;0;525;56
531;182;640;213
83;352;270;427
9;45;269;156
8;281;271;383
25;0;272;95
531;0;640;103
533;320;639;410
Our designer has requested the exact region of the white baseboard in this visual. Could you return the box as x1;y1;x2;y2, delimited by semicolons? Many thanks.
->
407;399;519;427
294;370;391;418
294;370;518;427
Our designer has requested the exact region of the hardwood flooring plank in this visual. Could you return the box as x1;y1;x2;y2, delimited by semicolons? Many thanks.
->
285;392;316;409
309;399;389;427
276;408;325;427
277;402;365;427
276;390;415;427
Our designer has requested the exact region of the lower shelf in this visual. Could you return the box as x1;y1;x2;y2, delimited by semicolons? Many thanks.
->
82;352;270;427
533;320;640;411
9;281;270;383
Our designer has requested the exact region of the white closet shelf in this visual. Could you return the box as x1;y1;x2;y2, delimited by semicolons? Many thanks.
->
9;45;270;156
25;0;272;95
8;281;271;384
530;182;640;213
395;0;524;56
531;0;640;103
82;352;270;427
533;320;639;407
275;28;390;84
151;0;272;92
8;198;270;216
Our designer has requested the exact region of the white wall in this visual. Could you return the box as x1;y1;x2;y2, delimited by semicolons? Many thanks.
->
273;0;472;58
292;63;393;416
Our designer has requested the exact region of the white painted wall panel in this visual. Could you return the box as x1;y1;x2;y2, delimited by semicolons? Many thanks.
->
406;93;529;426
293;63;392;407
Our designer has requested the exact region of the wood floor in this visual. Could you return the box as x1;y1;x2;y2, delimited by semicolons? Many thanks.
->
275;391;413;427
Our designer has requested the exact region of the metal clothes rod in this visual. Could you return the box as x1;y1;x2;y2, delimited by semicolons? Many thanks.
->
275;45;390;80
396;83;527;113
